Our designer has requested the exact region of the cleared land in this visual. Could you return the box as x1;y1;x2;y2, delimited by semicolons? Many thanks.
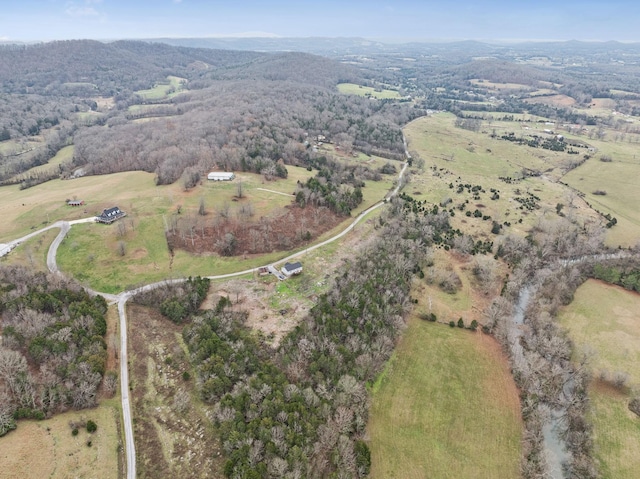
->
560;279;640;384
563;143;640;246
337;82;402;99
0;403;122;479
128;304;224;478
10;144;75;183
368;317;522;479
559;279;640;479
135;75;187;101
404;113;594;238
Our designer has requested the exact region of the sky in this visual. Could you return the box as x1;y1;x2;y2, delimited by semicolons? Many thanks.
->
1;0;639;43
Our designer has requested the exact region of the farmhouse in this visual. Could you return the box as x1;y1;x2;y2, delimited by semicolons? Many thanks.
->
281;262;303;276
96;206;126;224
207;172;235;181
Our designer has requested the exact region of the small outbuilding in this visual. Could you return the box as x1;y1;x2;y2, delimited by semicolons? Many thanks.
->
281;261;303;276
96;206;126;224
67;199;84;206
207;172;235;181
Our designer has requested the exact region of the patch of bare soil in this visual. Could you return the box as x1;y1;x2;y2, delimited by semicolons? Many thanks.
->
167;204;344;256
128;304;224;479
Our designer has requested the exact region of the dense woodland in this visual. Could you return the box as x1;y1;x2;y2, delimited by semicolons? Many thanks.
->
0;266;109;436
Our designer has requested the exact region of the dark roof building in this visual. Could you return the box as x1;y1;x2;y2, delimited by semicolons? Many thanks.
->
281;261;303;276
96;206;126;224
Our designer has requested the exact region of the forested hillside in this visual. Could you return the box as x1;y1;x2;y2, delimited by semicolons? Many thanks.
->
0;40;416;186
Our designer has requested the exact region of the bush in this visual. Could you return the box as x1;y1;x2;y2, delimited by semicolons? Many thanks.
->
470;320;479;331
457;318;465;328
86;420;97;433
182;371;191;381
72;428;79;436
629;397;640;417
449;320;455;328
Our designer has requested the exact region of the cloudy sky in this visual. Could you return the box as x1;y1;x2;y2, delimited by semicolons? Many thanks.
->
2;0;638;42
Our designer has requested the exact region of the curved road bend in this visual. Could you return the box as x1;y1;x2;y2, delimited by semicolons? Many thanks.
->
29;159;412;479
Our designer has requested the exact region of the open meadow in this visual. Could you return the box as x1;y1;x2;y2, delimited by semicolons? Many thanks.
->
337;82;402;99
0;402;122;479
135;76;187;101
405;112;638;245
0;155;395;293
404;113;595;238
367;317;522;479
559;279;640;479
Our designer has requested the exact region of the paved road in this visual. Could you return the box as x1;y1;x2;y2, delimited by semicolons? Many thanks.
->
6;158;412;479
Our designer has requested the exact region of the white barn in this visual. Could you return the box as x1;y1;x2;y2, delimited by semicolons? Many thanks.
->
207;172;235;181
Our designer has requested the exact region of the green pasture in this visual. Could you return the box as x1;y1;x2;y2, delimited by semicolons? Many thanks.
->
0;228;58;272
560;279;640;386
135;75;187;101
404;114;573;236
7;159;392;293
590;387;640;479
0;138;42;156
469;79;531;90
368;318;522;479
563;143;640;246
559;279;640;479
337;83;401;99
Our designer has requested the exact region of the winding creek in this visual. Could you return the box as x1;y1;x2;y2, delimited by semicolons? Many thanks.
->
511;285;569;478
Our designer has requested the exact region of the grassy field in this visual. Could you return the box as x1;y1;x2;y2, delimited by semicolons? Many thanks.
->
469;79;531;91
405;112;640;245
590;384;640;479
337;82;402;99
563;144;640;246
368;317;522;479
52;169;317;293
0;402;122;479
559;279;640;479
404;114;584;237
560;279;640;385
135;76;186;101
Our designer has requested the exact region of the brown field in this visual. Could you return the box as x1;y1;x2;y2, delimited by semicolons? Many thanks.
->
128;303;225;479
524;94;576;107
0;404;122;479
469;79;531;90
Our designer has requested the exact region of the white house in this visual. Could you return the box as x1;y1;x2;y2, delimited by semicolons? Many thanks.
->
207;172;235;181
281;262;303;276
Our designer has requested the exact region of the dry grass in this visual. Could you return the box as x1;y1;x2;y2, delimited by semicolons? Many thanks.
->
523;94;576;107
0;404;122;479
128;304;224;478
